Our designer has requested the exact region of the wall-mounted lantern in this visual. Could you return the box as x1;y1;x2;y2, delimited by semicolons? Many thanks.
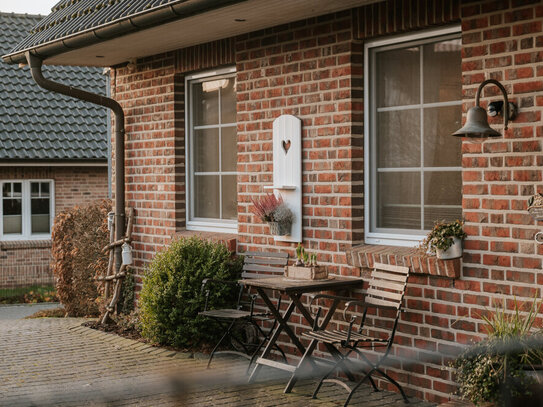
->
452;79;517;139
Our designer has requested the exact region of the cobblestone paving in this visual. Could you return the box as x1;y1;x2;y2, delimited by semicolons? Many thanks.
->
0;306;437;407
0;302;60;319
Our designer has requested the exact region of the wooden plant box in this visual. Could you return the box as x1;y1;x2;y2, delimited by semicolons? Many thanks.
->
285;265;328;280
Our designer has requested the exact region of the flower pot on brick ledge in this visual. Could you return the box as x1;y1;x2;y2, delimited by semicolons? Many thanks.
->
420;220;466;261
346;244;462;279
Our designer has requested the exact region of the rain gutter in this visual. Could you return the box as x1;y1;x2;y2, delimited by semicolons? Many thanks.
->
4;0;245;65
26;51;125;270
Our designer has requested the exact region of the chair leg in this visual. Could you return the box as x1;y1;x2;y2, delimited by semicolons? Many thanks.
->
374;369;409;403
312;355;354;399
284;339;319;394
344;369;374;407
252;320;288;363
207;319;237;369
312;362;338;399
246;330;267;375
368;375;379;392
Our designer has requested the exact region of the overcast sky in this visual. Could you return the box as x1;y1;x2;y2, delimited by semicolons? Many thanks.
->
1;0;58;15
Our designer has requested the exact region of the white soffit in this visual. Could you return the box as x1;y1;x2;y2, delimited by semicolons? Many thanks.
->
44;0;379;67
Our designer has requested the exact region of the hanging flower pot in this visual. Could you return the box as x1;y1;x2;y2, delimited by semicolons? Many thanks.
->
250;193;294;237
268;221;280;235
277;220;291;236
436;236;463;260
420;219;466;260
268;220;291;236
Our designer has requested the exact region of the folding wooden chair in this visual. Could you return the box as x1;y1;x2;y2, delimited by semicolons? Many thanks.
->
199;251;288;370
300;262;410;406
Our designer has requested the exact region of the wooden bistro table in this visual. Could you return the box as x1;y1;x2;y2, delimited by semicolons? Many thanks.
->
240;275;363;393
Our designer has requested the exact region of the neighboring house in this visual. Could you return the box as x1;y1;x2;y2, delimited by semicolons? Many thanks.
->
3;0;542;403
0;12;109;288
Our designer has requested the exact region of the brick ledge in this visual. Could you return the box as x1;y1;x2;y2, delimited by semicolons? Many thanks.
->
0;239;52;250
173;230;237;253
346;244;461;279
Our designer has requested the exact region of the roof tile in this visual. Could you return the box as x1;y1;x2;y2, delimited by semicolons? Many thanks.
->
0;12;107;161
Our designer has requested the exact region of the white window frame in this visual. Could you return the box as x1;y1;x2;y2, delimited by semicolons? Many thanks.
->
185;66;238;233
0;179;55;241
364;26;462;247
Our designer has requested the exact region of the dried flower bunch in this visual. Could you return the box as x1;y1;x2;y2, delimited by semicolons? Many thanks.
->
250;193;283;222
273;203;294;225
251;194;293;222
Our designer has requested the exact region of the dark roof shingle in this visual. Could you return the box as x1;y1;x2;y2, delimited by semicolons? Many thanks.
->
7;0;183;58
0;12;107;161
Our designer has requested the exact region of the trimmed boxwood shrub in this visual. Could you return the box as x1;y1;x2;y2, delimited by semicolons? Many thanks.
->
139;236;243;348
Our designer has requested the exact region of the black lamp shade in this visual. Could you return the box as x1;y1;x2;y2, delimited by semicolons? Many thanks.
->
451;106;502;138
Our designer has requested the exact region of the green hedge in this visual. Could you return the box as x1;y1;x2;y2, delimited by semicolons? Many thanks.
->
139;236;243;348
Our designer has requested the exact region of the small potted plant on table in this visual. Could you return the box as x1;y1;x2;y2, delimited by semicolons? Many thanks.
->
420;219;466;260
250;193;293;236
284;244;328;280
452;297;543;406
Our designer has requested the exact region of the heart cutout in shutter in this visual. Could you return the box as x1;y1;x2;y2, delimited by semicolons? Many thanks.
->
282;140;291;154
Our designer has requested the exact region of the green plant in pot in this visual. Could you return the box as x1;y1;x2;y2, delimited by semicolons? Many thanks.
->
420;219;466;259
452;297;543;406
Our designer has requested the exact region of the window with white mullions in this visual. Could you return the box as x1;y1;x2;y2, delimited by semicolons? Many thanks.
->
1;180;54;240
30;182;51;234
186;67;237;232
2;182;23;235
365;27;463;246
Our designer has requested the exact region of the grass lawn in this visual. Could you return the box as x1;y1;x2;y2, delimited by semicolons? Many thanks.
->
0;285;58;304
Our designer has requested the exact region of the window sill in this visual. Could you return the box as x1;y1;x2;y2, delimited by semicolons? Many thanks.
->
346;244;461;279
174;230;237;253
0;239;52;250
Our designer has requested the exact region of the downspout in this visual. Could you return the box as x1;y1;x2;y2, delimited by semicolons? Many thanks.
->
26;52;125;273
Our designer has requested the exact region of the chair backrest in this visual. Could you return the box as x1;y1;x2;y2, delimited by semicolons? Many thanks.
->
241;251;289;279
365;262;410;310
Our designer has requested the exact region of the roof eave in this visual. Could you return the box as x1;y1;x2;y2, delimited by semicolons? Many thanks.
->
2;0;245;65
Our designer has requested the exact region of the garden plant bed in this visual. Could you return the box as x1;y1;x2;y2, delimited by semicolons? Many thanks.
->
83;320;144;342
0;285;58;304
25;307;66;319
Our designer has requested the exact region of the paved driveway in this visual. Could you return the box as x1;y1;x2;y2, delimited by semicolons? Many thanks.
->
0;304;436;406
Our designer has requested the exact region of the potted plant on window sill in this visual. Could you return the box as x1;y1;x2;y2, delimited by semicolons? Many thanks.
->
452;297;543;407
420;219;467;260
250;193;293;236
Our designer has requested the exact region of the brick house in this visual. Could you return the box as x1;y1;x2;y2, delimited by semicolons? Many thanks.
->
4;0;542;402
0;13;109;288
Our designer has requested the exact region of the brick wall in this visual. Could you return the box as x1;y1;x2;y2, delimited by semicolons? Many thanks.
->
112;53;185;287
113;39;236;286
345;1;543;403
0;166;108;288
112;0;543;403
235;11;364;273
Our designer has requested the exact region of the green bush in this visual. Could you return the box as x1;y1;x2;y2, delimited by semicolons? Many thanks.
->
139;236;243;348
117;267;135;315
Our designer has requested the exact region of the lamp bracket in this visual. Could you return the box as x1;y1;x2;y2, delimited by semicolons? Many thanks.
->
487;101;518;121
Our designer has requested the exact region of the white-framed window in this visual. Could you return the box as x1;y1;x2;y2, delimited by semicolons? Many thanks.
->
1;180;55;240
185;67;237;233
364;26;463;247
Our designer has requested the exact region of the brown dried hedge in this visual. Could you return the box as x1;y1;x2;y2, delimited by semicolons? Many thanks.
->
51;199;112;317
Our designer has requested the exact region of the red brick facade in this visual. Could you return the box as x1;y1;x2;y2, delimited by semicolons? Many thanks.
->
112;0;543;403
0;166;108;288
